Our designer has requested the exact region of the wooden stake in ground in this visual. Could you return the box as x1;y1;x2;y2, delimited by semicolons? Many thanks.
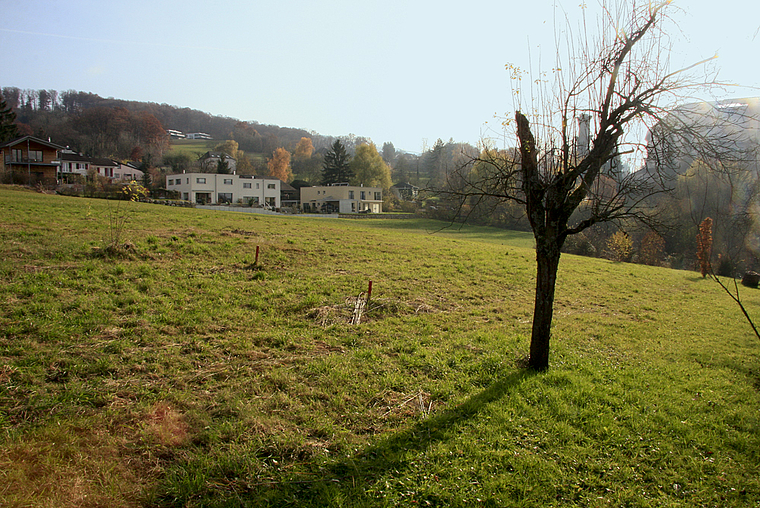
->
350;281;373;325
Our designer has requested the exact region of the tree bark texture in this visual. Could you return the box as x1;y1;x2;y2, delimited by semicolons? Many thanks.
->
530;238;561;370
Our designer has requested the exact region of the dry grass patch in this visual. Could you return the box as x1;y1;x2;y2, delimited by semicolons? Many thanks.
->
144;402;190;447
0;421;149;508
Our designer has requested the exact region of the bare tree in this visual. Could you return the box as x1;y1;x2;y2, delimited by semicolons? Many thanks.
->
445;1;730;370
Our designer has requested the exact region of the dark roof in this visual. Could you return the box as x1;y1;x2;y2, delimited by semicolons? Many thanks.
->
202;151;235;161
0;135;65;150
59;152;92;162
392;182;420;190
90;157;118;167
59;153;118;167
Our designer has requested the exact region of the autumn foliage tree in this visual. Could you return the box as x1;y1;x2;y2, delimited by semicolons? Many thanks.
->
294;137;314;160
267;147;292;182
350;143;392;191
639;231;666;266
697;217;713;277
607;231;633;262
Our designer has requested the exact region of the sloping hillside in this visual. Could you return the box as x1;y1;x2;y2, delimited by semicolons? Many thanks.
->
0;186;758;507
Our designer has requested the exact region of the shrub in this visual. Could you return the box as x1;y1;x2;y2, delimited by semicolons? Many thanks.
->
606;231;633;262
562;232;597;257
639;231;665;266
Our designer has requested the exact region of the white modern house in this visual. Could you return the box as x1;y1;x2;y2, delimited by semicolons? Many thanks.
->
300;184;382;214
166;172;281;207
185;132;212;140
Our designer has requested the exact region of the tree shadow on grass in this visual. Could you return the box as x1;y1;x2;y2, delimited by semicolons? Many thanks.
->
252;368;538;507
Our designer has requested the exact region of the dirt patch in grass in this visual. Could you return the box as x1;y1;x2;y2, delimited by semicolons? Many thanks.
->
145;402;190;447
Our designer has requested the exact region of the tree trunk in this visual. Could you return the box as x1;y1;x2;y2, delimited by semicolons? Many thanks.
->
529;238;562;370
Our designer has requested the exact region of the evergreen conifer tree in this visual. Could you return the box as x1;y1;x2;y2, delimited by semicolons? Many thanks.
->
0;96;20;144
321;139;353;185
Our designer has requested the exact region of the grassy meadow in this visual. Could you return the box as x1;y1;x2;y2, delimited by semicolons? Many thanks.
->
0;185;759;507
168;139;218;159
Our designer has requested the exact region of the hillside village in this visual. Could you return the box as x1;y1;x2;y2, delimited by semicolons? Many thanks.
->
0;134;389;215
3;88;760;276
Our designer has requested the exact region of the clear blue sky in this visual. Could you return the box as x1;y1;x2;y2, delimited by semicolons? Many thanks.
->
1;0;758;153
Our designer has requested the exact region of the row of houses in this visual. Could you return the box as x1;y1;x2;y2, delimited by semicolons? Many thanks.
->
166;172;384;213
0;135;144;185
1;135;395;214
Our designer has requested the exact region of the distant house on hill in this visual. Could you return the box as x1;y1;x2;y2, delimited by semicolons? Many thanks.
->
199;151;236;173
186;132;212;140
391;182;420;201
0;135;64;186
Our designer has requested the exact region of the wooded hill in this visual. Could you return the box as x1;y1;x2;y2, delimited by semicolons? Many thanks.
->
0;87;325;162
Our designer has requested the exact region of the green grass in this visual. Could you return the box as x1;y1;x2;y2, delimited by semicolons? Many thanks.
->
168;139;217;159
0;185;758;507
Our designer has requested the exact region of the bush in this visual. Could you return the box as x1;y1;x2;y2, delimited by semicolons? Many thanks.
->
639;232;665;266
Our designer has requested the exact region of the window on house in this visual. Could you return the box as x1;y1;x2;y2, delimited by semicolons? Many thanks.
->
29;150;43;162
168;179;173;185
349;191;354;199
374;192;381;200
243;182;252;189
267;183;276;189
360;191;366;200
223;178;233;185
196;178;206;184
11;149;22;162
218;193;233;204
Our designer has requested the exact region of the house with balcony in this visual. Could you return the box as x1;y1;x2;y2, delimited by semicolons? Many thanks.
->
0;136;64;186
300;184;382;214
186;132;212;140
166;172;281;207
